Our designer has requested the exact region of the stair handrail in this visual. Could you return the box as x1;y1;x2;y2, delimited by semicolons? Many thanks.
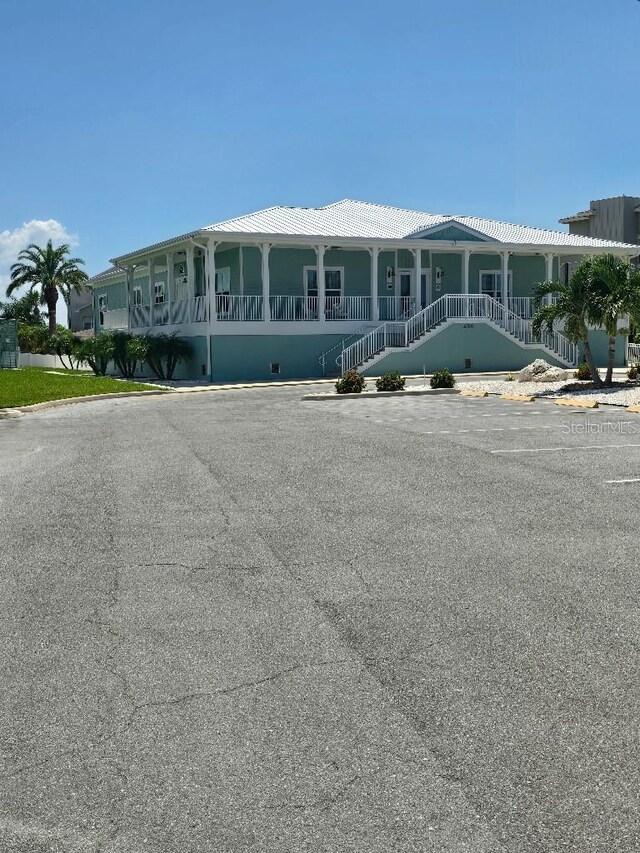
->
318;322;376;375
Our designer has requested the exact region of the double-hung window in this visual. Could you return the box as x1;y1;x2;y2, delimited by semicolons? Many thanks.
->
98;294;107;326
479;271;512;301
132;286;142;307
154;282;165;304
303;267;343;298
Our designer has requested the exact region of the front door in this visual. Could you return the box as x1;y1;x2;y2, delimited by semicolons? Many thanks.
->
420;269;431;310
397;270;412;318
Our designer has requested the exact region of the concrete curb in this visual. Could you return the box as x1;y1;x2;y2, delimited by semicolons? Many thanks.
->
302;388;460;401
555;397;599;409
500;393;535;403
460;389;488;398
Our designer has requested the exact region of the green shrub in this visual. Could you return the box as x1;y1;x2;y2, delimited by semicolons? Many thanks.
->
111;331;148;378
628;364;639;380
74;332;115;376
145;333;193;380
50;327;80;369
335;369;366;394
505;372;516;382
430;368;455;389
375;372;405;392
574;362;591;381
18;323;51;354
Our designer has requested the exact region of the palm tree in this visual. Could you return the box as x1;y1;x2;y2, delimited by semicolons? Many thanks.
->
6;240;88;335
584;254;640;385
532;261;604;387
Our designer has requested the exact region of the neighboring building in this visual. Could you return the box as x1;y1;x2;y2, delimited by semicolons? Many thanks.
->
559;196;640;254
68;289;94;333
88;199;637;381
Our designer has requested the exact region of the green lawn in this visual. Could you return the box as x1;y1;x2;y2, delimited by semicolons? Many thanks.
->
0;367;164;408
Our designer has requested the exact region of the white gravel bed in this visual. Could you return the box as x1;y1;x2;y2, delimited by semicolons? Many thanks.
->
456;380;640;407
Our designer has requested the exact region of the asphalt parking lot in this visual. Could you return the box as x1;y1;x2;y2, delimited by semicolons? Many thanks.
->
0;387;638;853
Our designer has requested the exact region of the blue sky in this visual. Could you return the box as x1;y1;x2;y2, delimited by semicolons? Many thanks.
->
1;0;639;317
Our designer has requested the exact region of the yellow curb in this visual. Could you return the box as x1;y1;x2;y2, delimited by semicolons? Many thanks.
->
627;405;640;413
555;398;599;409
500;394;535;402
460;389;488;398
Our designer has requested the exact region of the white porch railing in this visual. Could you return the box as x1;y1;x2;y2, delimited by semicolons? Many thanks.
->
270;296;319;321
100;308;128;330
130;304;150;328
171;298;192;325
325;296;371;320
340;294;578;372
508;297;536;319
194;295;208;323
378;296;416;320
628;342;640;364
151;302;170;326
216;295;263;321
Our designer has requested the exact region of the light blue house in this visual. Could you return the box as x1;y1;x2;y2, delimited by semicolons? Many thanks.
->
89;200;638;381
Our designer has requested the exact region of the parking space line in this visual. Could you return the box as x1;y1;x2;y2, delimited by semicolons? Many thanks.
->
605;478;640;484
492;444;640;454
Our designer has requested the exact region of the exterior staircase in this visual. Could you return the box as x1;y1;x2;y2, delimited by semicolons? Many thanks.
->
334;295;578;373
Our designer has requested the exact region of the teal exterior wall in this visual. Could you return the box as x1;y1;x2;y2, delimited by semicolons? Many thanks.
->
242;246;262;296
211;334;352;381
580;331;626;368
361;323;566;375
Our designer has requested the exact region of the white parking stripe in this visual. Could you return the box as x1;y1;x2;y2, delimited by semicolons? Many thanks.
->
492;444;640;454
605;478;640;484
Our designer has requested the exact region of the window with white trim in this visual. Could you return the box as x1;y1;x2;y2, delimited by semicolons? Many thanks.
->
479;270;512;300
154;282;165;304
98;294;107;326
303;267;344;298
132;286;142;306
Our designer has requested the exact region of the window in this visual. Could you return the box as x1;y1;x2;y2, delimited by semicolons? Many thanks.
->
303;267;343;298
98;294;107;326
154;282;165;304
83;320;93;330
215;267;231;294
132;286;142;306
479;271;512;300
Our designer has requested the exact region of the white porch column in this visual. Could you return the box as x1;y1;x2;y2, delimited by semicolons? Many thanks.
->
148;258;155;326
166;252;174;324
501;251;509;309
462;249;471;316
370;246;379;322
414;248;421;313
316;245;326;322
186;245;195;321
261;242;271;322
208;239;218;323
125;266;133;328
545;253;555;306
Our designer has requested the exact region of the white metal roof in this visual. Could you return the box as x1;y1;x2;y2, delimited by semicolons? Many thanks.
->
203;199;638;249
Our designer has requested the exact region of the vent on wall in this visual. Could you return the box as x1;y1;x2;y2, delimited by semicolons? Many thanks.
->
270;362;280;375
464;358;472;369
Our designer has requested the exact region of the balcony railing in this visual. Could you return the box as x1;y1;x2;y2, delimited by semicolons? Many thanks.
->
216;294;263;321
269;295;371;321
378;296;416;321
100;308;128;330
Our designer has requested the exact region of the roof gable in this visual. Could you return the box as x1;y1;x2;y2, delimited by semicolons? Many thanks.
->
409;220;490;242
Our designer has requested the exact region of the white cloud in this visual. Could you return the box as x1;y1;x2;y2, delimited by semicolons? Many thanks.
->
0;219;79;322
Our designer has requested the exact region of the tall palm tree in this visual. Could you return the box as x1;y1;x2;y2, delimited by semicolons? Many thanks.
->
585;254;640;385
6;240;88;335
532;261;604;387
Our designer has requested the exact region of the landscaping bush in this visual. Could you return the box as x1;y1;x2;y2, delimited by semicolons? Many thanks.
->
18;323;51;354
628;364;638;380
335;369;366;394
74;332;115;376
50;327;80;369
111;331;148;378
430;368;455;389
574;362;591;381
144;333;193;380
375;372;405;392
505;372;516;382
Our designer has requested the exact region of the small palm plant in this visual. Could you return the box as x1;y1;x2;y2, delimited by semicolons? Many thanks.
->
7;240;88;335
585;254;640;385
532;261;605;387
